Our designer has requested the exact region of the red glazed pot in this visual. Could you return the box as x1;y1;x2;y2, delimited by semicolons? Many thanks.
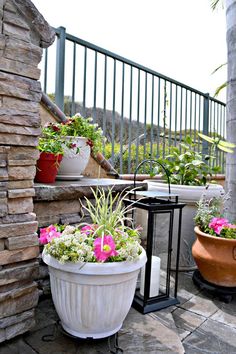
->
192;226;236;287
35;152;63;183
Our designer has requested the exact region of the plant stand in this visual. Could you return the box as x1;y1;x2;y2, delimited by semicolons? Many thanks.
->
193;270;236;303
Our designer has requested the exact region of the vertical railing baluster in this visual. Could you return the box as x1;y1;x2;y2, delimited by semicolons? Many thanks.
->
71;42;76;116
194;93;197;147
93;51;97;122
174;85;178;146
168;83;172;153
143;72;148;160
198;96;201;152
163;80;167;158
111;59;116;165
55;26;66;111
202;93;209;157
179;87;183;147
102;55;107;155
120;63;125;174
135;70;141;169
184;89;188;139
150;75;154;158
156;78;161;158
128;67;133;174
83;47;87;116
189;91;192;136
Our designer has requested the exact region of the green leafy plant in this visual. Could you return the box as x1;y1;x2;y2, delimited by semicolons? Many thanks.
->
41;187;143;263
43;114;105;155
153;136;220;186
198;132;236;154
37;128;65;155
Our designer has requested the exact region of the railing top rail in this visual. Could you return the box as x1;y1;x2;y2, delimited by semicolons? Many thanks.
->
53;26;225;106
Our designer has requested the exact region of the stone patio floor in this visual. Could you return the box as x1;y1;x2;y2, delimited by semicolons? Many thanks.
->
1;271;236;354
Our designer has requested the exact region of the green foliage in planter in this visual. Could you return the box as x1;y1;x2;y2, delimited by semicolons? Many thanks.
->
153;136;221;186
37;129;65;155
42;114;105;156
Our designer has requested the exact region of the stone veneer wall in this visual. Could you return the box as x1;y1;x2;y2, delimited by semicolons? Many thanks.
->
0;0;54;342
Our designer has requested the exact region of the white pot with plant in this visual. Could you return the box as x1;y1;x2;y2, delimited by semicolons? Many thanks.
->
41;113;105;179
143;134;235;270
41;188;147;339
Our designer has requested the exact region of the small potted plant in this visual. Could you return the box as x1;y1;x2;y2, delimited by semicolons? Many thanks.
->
193;192;236;287
40;188;147;339
43;113;105;179
35;128;65;183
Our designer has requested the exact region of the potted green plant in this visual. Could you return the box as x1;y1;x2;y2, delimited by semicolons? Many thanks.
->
193;192;236;287
41;188;147;339
144;135;230;270
35;129;65;183
43;113;105;179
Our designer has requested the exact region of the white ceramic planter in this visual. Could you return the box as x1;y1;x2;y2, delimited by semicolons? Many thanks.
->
139;181;224;270
57;136;90;179
42;248;147;339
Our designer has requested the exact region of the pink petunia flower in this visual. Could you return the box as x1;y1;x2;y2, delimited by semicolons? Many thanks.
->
209;217;229;235
39;225;61;244
94;235;118;262
81;225;95;235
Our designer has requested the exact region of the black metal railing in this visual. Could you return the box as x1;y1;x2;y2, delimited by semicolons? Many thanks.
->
40;26;226;174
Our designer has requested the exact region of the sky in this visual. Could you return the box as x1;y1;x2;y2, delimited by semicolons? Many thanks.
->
32;0;227;102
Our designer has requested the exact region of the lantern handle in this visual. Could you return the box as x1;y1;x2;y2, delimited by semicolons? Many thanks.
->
133;158;171;197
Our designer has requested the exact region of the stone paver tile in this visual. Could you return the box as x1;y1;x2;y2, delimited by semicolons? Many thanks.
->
172;308;206;332
176;327;191;341
0;338;37;354
152;306;178;330
183;318;236;354
178;293;221;317
119;308;185;354
31;298;59;332
210;298;236;329
24;324;112;354
175;272;201;305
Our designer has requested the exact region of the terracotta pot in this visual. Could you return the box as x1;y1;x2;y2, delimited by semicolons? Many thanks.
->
192;226;236;287
35;152;63;183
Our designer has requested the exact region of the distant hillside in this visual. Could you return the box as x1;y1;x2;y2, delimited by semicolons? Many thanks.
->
63;100;164;145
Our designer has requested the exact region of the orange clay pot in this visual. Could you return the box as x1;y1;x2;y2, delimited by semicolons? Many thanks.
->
192;226;236;287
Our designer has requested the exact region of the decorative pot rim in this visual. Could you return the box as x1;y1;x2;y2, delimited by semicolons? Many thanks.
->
61;136;88;141
145;181;223;190
194;225;236;242
42;246;147;275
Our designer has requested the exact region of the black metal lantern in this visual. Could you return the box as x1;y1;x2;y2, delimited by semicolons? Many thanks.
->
124;159;185;314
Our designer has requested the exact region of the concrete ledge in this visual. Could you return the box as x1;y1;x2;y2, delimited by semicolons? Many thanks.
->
34;178;147;201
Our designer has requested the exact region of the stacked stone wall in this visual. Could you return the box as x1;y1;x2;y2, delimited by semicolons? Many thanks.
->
0;0;54;342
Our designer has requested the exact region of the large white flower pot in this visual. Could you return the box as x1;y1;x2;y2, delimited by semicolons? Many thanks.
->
42;248;147;339
138;182;224;271
57;137;90;180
